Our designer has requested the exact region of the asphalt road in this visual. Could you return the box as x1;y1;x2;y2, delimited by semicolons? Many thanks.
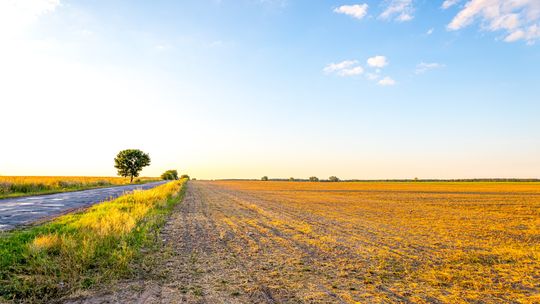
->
0;181;167;231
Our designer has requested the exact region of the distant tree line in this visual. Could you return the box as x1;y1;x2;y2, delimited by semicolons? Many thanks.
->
161;170;190;181
236;177;540;183
259;176;341;182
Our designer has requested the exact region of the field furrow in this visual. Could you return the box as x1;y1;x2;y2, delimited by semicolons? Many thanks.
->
71;181;540;304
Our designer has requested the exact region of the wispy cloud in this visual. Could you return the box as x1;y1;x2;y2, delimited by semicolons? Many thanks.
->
379;0;414;22
427;28;434;35
334;4;369;20
415;62;445;74
325;55;396;87
447;0;540;44
442;0;461;9
378;76;396;86
323;60;364;77
367;55;389;68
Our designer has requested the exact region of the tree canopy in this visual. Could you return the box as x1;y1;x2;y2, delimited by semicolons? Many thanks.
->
114;149;151;183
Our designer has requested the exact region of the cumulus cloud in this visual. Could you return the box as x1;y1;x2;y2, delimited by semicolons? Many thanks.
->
378;76;396;86
427;28;434;35
0;0;60;37
447;0;540;44
367;55;389;68
323;60;364;77
334;4;369;20
379;0;414;22
415;62;445;74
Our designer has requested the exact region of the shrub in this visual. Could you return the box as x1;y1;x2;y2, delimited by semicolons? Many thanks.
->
161;170;179;180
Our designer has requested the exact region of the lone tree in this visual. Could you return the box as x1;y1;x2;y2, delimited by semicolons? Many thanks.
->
328;176;340;182
309;176;319;182
114;149;151;183
261;176;269;181
161;170;179;180
180;174;190;180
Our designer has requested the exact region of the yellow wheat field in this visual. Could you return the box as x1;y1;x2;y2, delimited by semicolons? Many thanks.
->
0;176;158;186
200;181;540;303
0;176;160;197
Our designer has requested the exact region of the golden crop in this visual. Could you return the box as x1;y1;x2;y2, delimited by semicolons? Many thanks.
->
0;176;160;198
0;175;157;186
205;181;540;303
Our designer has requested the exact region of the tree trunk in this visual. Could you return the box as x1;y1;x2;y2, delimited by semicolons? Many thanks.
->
130;175;133;183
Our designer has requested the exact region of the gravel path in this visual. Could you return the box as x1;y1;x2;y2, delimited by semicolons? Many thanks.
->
0;181;167;231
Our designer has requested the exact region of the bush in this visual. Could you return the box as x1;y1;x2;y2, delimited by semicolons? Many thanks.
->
261;176;269;181
309;176;319;182
180;174;190;180
161;170;179;180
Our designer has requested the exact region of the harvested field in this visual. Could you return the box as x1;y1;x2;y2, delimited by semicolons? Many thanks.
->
72;181;540;303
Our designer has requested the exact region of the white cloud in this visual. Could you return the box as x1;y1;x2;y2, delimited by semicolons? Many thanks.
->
339;66;364;76
427;28;434;35
325;56;395;84
367;55;389;68
0;0;60;37
442;0;461;9
415;62;445;74
323;60;364;77
323;60;357;72
334;4;369;20
379;0;414;22
378;76;396;86
447;0;540;44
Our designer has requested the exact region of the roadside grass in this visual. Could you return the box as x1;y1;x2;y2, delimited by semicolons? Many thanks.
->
0;176;160;199
0;179;187;303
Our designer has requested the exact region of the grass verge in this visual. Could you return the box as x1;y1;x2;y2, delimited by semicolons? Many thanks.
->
0;179;187;303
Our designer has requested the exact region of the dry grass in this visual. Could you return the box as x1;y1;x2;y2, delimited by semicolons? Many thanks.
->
197;181;540;303
0;176;160;198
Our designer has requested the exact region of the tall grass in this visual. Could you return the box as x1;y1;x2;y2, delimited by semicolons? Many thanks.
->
0;176;160;199
0;179;187;303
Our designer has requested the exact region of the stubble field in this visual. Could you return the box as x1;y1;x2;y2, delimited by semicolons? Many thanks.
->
80;180;539;304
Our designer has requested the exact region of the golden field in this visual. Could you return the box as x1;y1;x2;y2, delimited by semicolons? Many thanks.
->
167;181;540;303
0;176;160;198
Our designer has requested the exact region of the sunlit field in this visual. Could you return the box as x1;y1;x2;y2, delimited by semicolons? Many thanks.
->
0;176;160;199
0;179;187;302
198;181;540;303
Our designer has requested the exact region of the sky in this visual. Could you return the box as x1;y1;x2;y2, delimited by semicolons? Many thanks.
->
0;0;539;180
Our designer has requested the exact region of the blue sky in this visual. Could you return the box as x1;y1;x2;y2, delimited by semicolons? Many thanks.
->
0;0;539;179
